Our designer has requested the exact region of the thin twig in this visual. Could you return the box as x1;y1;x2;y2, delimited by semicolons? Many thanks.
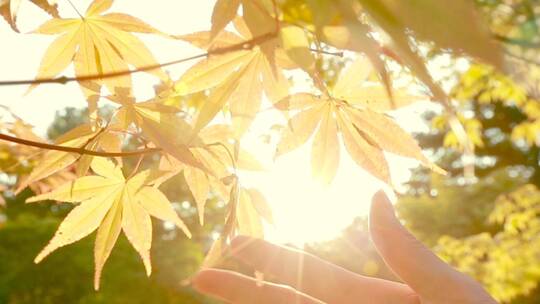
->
0;132;161;157
0;30;282;156
0;54;206;86
0;31;278;87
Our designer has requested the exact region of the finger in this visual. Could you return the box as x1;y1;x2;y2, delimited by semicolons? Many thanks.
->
230;235;419;304
192;269;324;304
369;190;482;299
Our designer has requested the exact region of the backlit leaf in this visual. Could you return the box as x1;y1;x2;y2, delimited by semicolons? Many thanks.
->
276;102;325;156
30;0;167;102
311;104;339;184
336;109;391;184
27;158;191;289
183;167;209;225
210;0;240;39
94;197;122;290
246;188;274;224
236;189;264;238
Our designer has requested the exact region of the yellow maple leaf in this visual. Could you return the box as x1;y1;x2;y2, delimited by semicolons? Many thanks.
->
153;123;265;225
30;0;168;110
26;157;191;290
331;56;425;112
276;91;439;184
210;0;240;39
236;188;264;238
175;14;290;137
202;181;273;268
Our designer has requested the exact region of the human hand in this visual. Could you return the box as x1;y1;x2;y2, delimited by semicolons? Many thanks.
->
192;191;497;304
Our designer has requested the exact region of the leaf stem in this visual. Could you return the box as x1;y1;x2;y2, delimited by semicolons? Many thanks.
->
127;153;145;179
66;0;84;19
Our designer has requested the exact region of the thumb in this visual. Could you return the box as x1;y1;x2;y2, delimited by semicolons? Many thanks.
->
369;190;471;298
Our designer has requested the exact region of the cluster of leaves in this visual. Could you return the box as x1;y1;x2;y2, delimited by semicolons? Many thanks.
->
437;184;540;302
476;0;540;75
0;109;77;199
432;64;540;152
397;42;540;302
0;0;508;289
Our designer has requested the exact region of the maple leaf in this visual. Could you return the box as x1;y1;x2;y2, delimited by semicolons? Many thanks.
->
320;20;394;104
30;0;168;112
202;182;273;268
154;154;217;226
26;157;191;290
331;56;425;112
210;0;240;39
113;95;211;173
111;92;264;226
153;124;265;225
275;56;441;184
175;13;290;137
0;0;58;32
236;188;264;237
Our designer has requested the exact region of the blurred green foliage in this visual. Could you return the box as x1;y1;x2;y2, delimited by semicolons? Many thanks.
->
0;191;212;304
0;108;226;303
397;60;540;302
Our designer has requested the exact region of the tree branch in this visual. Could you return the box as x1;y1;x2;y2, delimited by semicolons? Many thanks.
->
0;132;161;157
0;31;278;86
0;30;284;156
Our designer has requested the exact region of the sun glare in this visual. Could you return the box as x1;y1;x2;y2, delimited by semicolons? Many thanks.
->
239;107;423;245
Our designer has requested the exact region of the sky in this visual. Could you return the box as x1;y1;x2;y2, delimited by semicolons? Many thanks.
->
0;0;438;245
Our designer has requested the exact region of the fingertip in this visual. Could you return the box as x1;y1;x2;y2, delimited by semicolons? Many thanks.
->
372;190;392;206
370;190;396;226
